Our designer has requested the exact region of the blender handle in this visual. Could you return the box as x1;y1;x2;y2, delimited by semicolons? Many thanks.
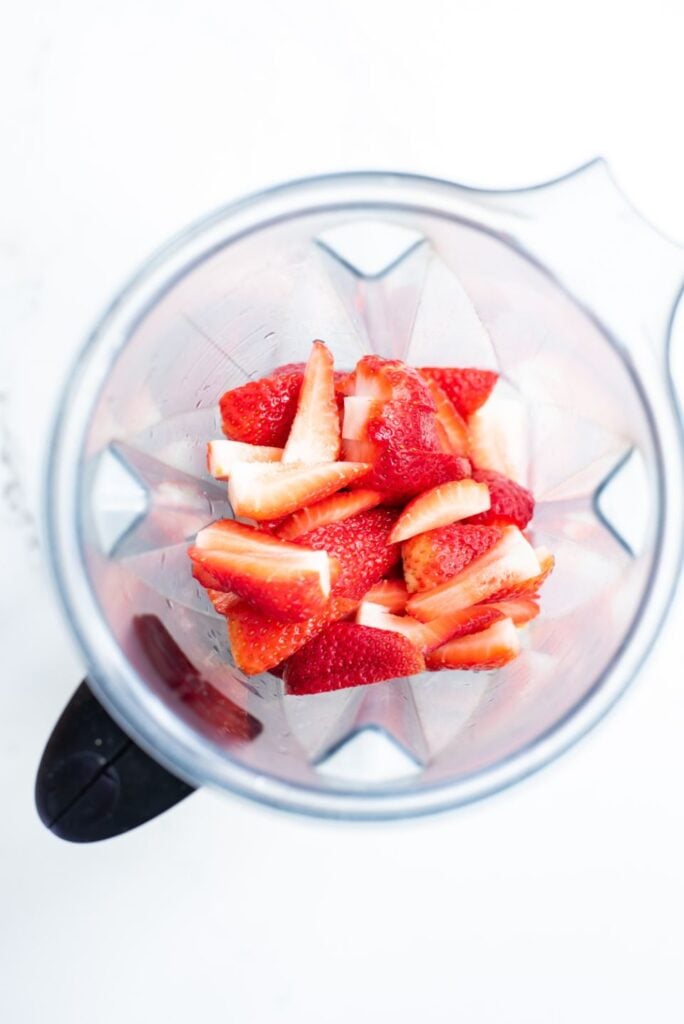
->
35;680;195;842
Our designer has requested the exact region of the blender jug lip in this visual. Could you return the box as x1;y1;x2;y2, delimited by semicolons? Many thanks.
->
43;166;684;819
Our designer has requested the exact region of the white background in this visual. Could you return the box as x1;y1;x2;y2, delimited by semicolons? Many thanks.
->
2;2;684;1021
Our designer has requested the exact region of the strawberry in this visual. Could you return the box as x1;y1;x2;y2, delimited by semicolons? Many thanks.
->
295;507;401;600
206;589;241;615
276;489;383;541
426;617;520;671
361;578;409;612
465;469;534;530
282;340;341;464
402;523;502;593
357;448;472;501
406;526;541;622
188;519;336;621
220;369;303;447
418;367;498;418
342;397;441;460
425;378;470;456
483;548;555;602
226;596;358;675
228;460;370;520
283;622;426;694
355;355;436;408
207;439;282;480
133;614;262;741
389;478;491;543
484;597;540;625
356;602;503;653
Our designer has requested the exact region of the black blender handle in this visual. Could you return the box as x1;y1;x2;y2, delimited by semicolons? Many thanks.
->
35;681;195;843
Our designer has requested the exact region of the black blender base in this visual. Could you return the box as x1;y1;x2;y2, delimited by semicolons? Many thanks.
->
35;682;195;842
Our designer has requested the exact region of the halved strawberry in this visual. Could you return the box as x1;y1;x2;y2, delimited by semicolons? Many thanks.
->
483;548;555;602
389;478;491;543
425;378;470;456
207;439;283;480
276;489;383;541
227;596;358;675
406;526;541;622
356;601;503;653
294;507;401;600
467;469;534;530
484;597;540;625
282;341;341;464
426;617;520;671
419;367;498;418
188;519;336;621
283;621;426;694
355;355;435;408
358;448;472;501
361;578;409;612
219;369;303;447
342;396;441;462
402;523;502;593
228;460;370;520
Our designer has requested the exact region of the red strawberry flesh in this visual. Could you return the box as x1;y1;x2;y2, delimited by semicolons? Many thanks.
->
467;469;534;530
283;621;426;694
419;367;499;418
402;523;502;593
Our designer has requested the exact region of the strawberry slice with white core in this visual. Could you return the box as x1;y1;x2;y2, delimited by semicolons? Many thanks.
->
228;460;370;520
484;547;555;602
485;597;540;625
361;578;409;612
389;479;491;543
468;392;529;485
276;489;384;540
207;439;283;480
356;601;505;653
282;340;341;464
407;525;541;622
425;379;470;456
342;396;384;441
426;617;520;671
189;520;335;621
355;602;426;645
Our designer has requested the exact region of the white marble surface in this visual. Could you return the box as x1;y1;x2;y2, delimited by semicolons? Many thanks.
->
2;2;684;1021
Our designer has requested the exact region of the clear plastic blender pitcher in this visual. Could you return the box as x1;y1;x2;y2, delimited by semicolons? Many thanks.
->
39;163;684;832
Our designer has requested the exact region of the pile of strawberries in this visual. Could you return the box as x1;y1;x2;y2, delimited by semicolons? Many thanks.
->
188;342;554;695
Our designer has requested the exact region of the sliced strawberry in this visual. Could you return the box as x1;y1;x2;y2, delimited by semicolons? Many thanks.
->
283;621;426;694
341;396;385;444
389;478;491;543
219;369;303;447
484;597;540;625
402;523;502;593
419;367;498;418
342;396;441;459
189;519;336;621
358;448;471;501
361;578;409;612
133;615;262;741
207;439;282;479
356;601;503;653
467;469;534;530
425;378;470;456
406;526;541;622
206;589;241;615
282;340;341;464
355;355;435;408
483;548;555;601
426;617;520;671
228;460;370;520
295;507;401;600
276;489;383;541
227;596;358;675
334;370;356;396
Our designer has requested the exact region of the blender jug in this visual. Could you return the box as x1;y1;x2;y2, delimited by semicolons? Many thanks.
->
37;163;684;838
